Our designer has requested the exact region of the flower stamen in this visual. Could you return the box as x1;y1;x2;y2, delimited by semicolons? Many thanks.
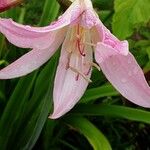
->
90;62;101;71
84;62;101;71
84;42;96;47
69;66;92;83
85;67;92;76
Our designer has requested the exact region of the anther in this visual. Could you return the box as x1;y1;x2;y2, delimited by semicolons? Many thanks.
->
85;62;101;71
91;62;101;71
69;66;92;83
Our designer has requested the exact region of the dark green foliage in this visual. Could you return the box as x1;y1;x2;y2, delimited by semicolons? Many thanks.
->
0;0;150;150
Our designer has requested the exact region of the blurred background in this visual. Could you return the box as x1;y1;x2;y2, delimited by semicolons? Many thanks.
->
0;0;150;149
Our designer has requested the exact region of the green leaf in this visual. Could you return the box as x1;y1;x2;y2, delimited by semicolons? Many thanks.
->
72;104;150;124
0;35;5;57
15;52;59;150
93;0;114;10
80;84;118;103
39;0;60;26
0;73;37;149
0;1;60;149
18;7;26;23
113;0;150;39
42;120;57;150
144;62;150;73
57;0;72;10
144;46;150;72
65;116;112;150
146;47;150;60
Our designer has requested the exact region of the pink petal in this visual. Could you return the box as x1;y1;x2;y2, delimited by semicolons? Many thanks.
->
0;29;66;79
50;35;93;119
0;0;22;12
80;9;99;29
0;18;67;49
0;0;83;49
51;0;96;29
94;19;129;55
103;27;129;55
91;25;104;44
53;0;99;29
72;0;101;29
95;43;150;107
50;54;91;119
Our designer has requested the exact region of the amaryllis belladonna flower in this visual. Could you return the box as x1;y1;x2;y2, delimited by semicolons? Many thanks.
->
0;0;150;119
0;0;22;12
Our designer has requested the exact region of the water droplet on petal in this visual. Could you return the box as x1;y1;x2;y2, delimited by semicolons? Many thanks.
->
133;67;138;75
121;78;127;83
25;25;31;29
128;59;132;64
128;71;132;76
13;69;18;73
142;83;148;90
112;61;116;66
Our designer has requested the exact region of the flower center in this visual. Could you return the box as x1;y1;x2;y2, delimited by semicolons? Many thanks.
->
65;24;99;82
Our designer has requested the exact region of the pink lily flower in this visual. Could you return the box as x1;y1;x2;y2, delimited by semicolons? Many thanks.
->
0;0;150;119
0;0;22;12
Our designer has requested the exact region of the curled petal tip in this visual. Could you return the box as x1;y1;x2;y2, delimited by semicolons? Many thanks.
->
95;43;150;108
95;40;129;64
48;115;56;120
48;113;62;120
116;40;129;56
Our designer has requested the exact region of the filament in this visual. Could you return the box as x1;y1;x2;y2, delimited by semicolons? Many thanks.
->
69;66;92;83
